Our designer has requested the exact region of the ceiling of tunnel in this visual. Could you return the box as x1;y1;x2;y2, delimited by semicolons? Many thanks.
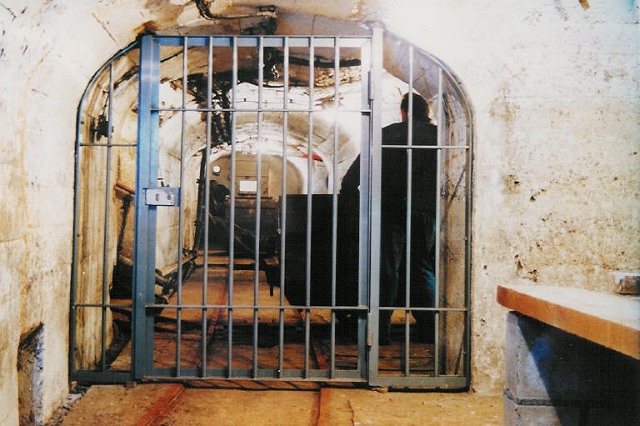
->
148;3;459;105
79;3;470;196
82;0;469;137
158;73;406;177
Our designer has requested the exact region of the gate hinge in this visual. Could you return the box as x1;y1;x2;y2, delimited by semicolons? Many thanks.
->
145;187;180;206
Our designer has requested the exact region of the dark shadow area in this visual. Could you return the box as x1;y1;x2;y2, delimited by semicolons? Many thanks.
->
520;314;639;424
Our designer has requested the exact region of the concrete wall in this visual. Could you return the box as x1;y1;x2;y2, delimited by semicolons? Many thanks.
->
504;312;639;425
0;0;637;423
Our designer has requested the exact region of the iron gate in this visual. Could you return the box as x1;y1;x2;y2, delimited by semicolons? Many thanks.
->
71;30;472;388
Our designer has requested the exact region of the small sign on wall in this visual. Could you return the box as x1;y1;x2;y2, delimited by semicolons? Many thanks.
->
239;180;258;194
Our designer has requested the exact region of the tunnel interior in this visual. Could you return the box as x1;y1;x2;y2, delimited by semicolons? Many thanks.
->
71;10;472;386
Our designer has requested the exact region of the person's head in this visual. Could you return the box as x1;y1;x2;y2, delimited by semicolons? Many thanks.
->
400;93;428;122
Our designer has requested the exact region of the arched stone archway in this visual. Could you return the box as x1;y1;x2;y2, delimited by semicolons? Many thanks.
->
71;13;473;389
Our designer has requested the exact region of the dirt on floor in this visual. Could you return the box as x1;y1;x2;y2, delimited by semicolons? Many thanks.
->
57;382;502;426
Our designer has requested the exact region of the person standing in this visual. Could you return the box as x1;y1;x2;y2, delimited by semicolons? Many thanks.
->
341;92;438;344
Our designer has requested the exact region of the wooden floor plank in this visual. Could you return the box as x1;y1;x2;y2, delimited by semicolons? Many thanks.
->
108;255;437;378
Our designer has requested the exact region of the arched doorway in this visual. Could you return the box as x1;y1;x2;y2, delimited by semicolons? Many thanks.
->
70;25;473;388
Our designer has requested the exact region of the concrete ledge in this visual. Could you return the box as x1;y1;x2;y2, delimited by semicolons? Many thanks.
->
502;311;639;425
504;312;639;401
499;286;640;425
497;284;640;360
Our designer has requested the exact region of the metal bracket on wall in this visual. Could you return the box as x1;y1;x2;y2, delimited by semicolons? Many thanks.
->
145;187;180;206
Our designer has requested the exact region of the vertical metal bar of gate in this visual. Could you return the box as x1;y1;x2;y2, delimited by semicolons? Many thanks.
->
330;36;340;378
464;75;474;383
403;45;415;376
367;26;384;379
434;68;444;377
200;36;214;377
252;36;264;378
99;62;115;373
174;36;188;377
227;36;238;378
277;36;290;379
304;36;315;379
133;35;160;380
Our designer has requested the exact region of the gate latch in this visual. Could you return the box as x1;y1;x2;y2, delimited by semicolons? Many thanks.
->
145;187;180;206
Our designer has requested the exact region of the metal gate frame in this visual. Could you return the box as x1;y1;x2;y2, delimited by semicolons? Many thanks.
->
133;33;378;382
70;29;472;389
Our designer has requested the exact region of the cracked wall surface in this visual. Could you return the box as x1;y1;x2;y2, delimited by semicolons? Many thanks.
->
0;0;638;423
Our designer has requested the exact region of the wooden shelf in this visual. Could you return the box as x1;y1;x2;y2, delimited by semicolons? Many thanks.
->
497;284;640;360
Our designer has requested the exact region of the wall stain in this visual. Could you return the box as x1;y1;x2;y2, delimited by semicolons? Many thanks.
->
553;0;569;21
141;0;185;31
489;89;519;128
603;69;628;82
349;0;363;19
503;174;521;192
92;12;118;44
529;188;546;202
515;254;523;275
135;20;161;37
0;2;17;19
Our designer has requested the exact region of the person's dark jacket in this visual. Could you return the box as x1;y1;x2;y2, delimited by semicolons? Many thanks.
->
341;118;438;221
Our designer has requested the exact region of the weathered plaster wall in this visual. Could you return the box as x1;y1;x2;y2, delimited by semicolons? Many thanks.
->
0;0;637;422
0;1;156;422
